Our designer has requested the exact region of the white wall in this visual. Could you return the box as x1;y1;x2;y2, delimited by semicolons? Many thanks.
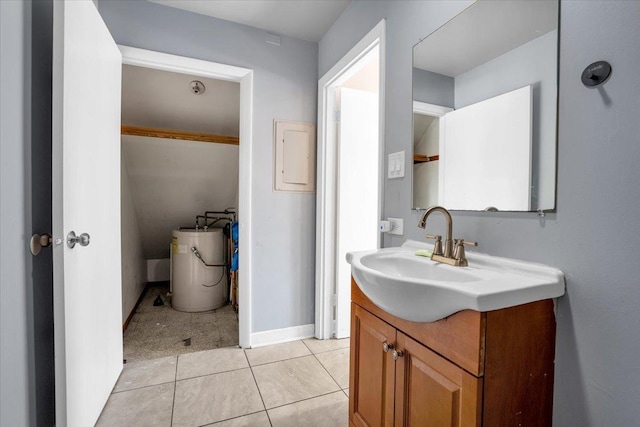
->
320;1;640;424
147;259;171;282
98;0;318;333
122;135;239;259
121;149;147;324
454;30;557;210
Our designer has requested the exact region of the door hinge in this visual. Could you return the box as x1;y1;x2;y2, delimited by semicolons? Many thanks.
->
334;111;341;122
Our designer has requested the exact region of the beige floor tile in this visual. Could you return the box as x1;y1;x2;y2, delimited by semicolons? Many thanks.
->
268;391;348;427
96;383;174;427
315;347;350;389
343;387;349;397
252;355;340;409
205;411;271;426
303;338;350;354
114;356;177;392
245;340;311;366
177;347;249;380
172;368;264;426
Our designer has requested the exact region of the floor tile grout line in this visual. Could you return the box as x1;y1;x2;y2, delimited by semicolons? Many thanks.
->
112;378;176;394
300;338;313;353
175;363;251;383
300;338;350;355
265;389;347;412
246;351;314;368
244;349;274;427
195;409;267;427
312;350;345;391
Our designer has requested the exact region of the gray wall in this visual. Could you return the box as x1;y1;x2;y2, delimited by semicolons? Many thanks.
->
98;0;319;333
412;68;454;108
0;1;32;425
320;0;640;424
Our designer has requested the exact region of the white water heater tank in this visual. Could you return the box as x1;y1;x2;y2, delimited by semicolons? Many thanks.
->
171;228;227;312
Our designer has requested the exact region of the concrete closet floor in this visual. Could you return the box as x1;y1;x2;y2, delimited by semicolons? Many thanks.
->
124;282;239;363
97;338;350;426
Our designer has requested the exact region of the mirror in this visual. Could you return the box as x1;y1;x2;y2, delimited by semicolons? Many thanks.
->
412;0;559;212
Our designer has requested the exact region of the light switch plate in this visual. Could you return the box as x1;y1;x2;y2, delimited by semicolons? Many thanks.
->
388;218;404;235
388;151;405;179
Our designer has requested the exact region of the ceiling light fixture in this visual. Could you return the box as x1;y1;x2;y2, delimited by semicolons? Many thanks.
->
190;80;205;95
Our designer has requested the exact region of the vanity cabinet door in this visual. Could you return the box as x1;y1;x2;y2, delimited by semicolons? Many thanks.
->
350;304;397;427
394;332;482;427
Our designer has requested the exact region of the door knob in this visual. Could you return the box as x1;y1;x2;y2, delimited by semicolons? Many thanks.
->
392;349;404;361
383;342;394;353
30;233;53;256
67;231;90;249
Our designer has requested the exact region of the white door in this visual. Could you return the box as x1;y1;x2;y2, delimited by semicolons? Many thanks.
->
334;88;380;338
52;1;123;426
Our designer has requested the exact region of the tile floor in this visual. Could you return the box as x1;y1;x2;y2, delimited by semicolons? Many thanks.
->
97;338;350;426
124;282;239;362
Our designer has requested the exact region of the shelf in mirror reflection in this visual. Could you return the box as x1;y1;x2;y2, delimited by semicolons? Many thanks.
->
413;154;439;164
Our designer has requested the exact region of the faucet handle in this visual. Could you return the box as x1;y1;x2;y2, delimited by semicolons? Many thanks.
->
454;239;477;247
425;234;443;256
453;239;478;263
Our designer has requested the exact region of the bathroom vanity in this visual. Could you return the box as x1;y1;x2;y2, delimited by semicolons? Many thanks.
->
349;279;556;426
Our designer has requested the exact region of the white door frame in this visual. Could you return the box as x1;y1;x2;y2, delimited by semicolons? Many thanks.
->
315;20;386;339
119;46;253;348
412;101;452;206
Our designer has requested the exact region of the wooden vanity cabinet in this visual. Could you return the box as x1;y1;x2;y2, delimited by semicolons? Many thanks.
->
349;279;555;427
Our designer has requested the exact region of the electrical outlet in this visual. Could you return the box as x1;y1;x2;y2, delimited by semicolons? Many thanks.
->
388;218;404;235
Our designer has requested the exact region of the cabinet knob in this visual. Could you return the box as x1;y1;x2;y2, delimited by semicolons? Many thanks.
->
383;342;394;353
392;349;404;361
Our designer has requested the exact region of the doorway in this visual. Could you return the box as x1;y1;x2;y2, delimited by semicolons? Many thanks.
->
119;64;241;361
119;46;253;350
315;20;386;339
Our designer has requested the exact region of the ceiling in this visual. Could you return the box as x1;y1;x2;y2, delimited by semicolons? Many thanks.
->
148;0;351;42
414;0;558;77
121;64;240;135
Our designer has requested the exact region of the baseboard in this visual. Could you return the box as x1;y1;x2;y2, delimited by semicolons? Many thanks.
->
250;323;315;348
123;282;149;332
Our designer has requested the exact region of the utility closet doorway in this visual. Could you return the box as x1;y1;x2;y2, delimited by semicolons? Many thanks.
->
316;21;385;340
120;63;241;362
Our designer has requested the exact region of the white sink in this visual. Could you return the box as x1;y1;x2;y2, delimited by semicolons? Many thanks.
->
347;240;565;322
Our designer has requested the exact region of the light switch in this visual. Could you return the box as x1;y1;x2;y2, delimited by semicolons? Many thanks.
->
388;151;405;179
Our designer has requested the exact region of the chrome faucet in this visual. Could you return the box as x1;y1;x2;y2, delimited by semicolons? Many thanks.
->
418;206;477;267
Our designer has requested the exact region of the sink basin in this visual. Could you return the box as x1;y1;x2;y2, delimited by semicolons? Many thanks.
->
347;240;565;322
